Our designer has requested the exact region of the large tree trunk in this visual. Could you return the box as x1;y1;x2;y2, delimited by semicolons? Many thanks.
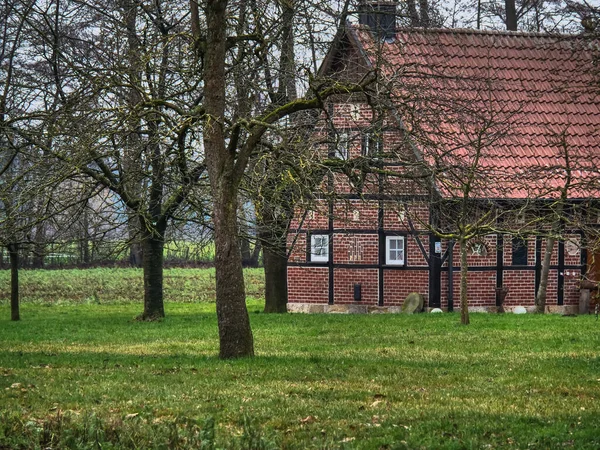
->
213;188;254;358
505;0;518;31
535;236;555;314
204;0;254;359
8;243;19;321
460;237;470;325
138;226;166;320
263;240;288;313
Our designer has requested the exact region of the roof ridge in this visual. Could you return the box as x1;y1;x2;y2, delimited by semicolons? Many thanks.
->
353;24;584;40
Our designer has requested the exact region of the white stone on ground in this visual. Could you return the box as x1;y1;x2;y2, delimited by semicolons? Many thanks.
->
430;308;443;313
513;306;527;314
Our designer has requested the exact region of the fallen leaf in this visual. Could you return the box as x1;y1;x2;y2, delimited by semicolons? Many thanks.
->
125;413;139;419
300;415;315;424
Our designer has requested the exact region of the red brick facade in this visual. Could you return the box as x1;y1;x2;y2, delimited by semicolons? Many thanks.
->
288;216;585;310
287;101;586;310
287;25;593;312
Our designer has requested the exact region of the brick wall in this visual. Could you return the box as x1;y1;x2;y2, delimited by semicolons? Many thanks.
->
333;201;379;230
441;270;497;309
406;234;429;266
333;268;378;303
288;233;307;264
333;234;378;265
383;270;429;306
288;266;329;304
383;202;429;230
503;270;536;305
564;269;582;305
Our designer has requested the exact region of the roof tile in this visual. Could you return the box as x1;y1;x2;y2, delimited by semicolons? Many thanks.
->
352;26;600;198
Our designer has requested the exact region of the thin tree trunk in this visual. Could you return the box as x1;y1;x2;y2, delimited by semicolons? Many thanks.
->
129;241;143;267
138;227;166;320
505;0;518;31
240;233;253;266
122;0;144;269
263;240;288;313
407;0;420;27
81;204;90;264
32;225;45;269
460;237;470;325
535;236;556;314
241;241;261;267
8;243;19;321
251;241;261;266
419;0;430;27
128;214;143;267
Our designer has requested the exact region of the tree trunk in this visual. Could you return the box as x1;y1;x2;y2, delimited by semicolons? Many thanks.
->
263;241;288;313
129;240;143;267
505;0;517;31
138;227;166;320
213;189;254;358
407;0;420;27
241;241;261;267
535;236;555;314
128;211;143;268
122;0;144;269
204;0;254;359
460;238;470;325
32;225;45;269
80;204;90;264
419;0;430;27
8;244;19;321
251;241;261;266
240;235;253;266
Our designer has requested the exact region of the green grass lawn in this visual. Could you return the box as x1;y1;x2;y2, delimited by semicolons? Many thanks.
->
0;268;599;449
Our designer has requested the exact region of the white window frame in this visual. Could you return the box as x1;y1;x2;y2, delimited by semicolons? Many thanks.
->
310;234;329;262
469;242;488;257
386;236;405;265
362;131;383;157
334;132;349;159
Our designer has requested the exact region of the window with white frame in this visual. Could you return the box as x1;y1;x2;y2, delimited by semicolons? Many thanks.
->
386;236;405;265
334;132;349;159
310;234;329;262
361;131;383;157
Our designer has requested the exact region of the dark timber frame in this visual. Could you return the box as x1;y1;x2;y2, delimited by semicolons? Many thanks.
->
292;195;588;307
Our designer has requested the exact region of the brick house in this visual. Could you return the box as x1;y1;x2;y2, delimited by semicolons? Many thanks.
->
287;2;600;313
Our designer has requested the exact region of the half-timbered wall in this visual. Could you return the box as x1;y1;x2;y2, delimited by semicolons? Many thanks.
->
287;100;586;311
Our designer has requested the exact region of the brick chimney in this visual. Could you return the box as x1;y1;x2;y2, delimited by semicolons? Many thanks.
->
358;1;397;41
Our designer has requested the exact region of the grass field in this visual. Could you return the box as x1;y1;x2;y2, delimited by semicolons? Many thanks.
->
0;268;599;449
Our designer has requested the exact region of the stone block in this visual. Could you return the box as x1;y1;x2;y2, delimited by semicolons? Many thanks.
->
402;292;424;314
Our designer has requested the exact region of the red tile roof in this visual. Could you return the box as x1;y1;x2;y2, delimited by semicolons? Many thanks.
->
350;26;600;199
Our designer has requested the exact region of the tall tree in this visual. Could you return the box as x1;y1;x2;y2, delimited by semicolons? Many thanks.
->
200;0;373;355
